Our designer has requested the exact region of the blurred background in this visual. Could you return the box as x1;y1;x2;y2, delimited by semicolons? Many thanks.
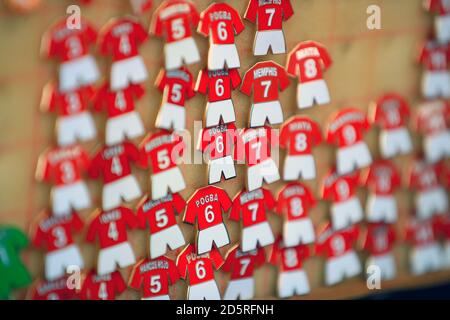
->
0;0;449;300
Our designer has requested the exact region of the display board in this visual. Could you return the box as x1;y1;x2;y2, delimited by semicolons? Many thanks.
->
0;0;449;299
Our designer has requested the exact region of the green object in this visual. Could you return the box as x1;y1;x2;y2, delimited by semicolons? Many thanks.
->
0;226;32;299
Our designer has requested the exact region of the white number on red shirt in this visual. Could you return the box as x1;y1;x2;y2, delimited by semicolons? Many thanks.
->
336;180;350;199
331;235;345;255
150;275;162;293
251;141;262;160
67;37;82;59
111;157;123;176
378;176;391;193
284;248;298;268
215;136;224;153
61;161;75;184
157;149;170;170
304;59;318;79
387;108;400;126
248;203;259;222
217;21;228;41
171;18;186;40
342;125;356;145
155;209;169;228
265;8;276;27
98;282;108;300
170;83;183;103
195;260;206;279
290;197;304;217
52;227;67;248
119;35;131;55
67;93;81;114
107;222;119;241
215;78;225;97
294;133;307;152
261;80;271;98
115;91;126;111
374;234;388;251
205;205;214;223
239;258;251;276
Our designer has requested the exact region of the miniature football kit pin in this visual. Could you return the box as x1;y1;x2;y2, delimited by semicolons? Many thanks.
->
41;18;100;92
138;131;186;200
150;0;201;70
370;93;413;158
286;41;333;109
276;182;316;247
418;39;450;99
236;127;280;191
230;188;276;252
326;108;372;175
315;223;361;286
0;227;32;299
32;211;84;281
222;245;265;300
89;143;142;210
36;144;91;217
198;2;245;70
155;67;195;131
408;158;448;220
279;116;322;181
244;0;294;56
195;68;241;127
93;82;145;146
184;186;232;255
269;237;311;298
98;17;149;91
41;82;97;146
322;169;364;230
424;0;450;44
130;256;180;300
80;270;126;300
176;244;224;300
197;123;238;185
405;217;443;275
241;61;290;127
362;160;401;223
136;193;186;259
363;223;397;280
86;207;138;275
415;100;450;163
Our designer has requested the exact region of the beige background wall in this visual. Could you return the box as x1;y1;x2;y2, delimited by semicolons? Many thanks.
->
1;0;449;299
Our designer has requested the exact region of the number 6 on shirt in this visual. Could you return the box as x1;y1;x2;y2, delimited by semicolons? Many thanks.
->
184;186;232;254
